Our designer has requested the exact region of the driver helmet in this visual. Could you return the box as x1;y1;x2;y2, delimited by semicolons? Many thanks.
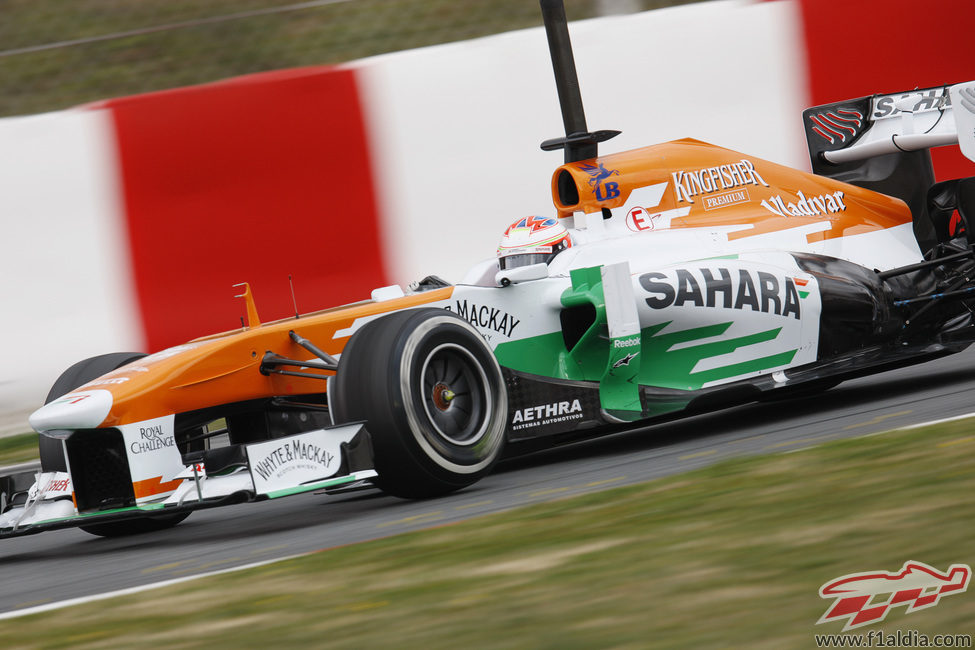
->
497;216;572;270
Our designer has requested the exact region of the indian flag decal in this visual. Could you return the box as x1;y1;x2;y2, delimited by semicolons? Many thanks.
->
794;277;810;299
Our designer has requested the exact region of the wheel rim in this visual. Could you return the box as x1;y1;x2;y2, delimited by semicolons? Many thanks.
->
398;315;507;476
419;343;491;446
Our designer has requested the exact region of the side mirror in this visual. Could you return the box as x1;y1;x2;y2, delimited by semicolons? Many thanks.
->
496;263;549;287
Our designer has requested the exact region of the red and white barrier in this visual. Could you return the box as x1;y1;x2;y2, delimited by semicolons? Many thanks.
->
0;110;142;427
1;0;972;432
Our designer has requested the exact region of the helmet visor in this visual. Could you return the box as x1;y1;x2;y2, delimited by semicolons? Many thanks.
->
498;253;552;270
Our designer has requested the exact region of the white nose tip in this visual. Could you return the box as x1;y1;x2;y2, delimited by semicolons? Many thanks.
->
28;390;114;432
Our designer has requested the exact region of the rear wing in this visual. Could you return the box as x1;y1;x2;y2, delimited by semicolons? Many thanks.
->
803;81;975;252
804;81;975;166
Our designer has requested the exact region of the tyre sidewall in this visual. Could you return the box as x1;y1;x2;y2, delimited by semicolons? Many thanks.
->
394;313;507;477
44;352;146;404
40;352;146;472
332;308;508;497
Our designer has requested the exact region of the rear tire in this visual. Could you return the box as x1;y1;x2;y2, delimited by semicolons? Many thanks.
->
330;309;507;498
40;352;190;536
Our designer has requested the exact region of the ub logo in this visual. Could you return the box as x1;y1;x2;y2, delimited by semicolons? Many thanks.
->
579;162;620;201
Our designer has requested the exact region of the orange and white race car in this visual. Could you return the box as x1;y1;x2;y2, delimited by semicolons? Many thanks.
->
3;0;975;538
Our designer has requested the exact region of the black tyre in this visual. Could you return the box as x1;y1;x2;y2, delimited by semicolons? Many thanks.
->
79;514;190;538
330;309;507;498
41;352;190;536
41;352;147;472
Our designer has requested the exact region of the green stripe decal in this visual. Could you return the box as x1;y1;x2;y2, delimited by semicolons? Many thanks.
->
16;502;169;528
265;474;364;500
494;331;574;378
639;321;796;391
493;262;798;402
496;320;798;391
695;254;740;261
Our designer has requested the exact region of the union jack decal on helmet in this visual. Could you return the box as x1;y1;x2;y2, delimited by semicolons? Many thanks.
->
503;215;558;235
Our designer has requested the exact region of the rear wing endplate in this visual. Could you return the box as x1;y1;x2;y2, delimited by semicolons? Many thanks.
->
804;81;975;166
953;83;975;163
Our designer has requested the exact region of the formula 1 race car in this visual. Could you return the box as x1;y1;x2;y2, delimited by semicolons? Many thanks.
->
3;0;975;538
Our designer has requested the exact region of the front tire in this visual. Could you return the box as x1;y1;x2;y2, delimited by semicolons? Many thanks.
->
41;352;148;472
79;513;190;538
331;309;507;498
41;352;190;536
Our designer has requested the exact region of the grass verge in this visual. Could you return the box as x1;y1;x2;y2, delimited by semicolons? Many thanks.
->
1;0;705;117
0;433;39;467
1;421;973;649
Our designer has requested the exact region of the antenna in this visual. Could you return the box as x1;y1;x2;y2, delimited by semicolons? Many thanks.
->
288;274;299;319
538;0;620;163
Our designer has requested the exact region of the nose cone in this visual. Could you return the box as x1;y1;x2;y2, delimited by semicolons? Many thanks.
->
29;390;114;432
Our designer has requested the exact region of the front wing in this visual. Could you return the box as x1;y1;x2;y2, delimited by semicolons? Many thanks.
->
0;423;375;539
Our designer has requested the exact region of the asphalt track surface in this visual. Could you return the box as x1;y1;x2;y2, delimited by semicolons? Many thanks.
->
2;346;975;615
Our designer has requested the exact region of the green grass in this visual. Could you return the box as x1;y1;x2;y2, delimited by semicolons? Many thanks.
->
0;0;706;117
0;433;39;467
1;421;973;648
